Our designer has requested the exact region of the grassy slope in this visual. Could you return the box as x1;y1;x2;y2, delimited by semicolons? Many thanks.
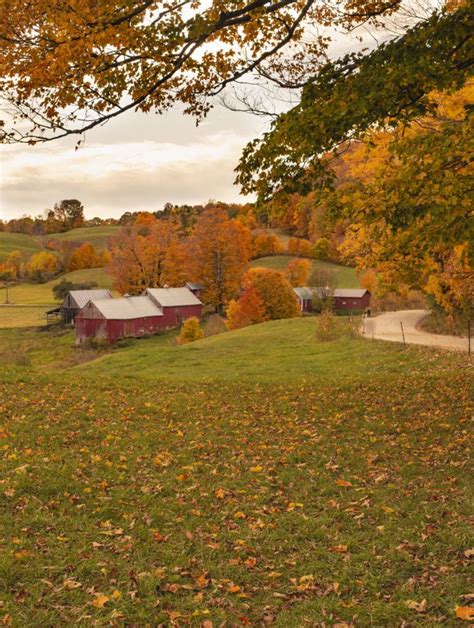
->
251;255;359;288
49;226;120;249
0;232;42;261
1;268;115;306
0;319;472;626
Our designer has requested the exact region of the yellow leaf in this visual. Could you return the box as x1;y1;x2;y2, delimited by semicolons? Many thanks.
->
92;593;109;608
215;488;225;499
250;466;263;473
406;599;427;613
336;479;352;487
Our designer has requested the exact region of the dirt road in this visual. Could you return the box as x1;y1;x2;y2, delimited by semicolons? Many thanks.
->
362;310;469;352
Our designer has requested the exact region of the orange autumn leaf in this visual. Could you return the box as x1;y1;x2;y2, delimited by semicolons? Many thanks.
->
92;593;109;608
455;606;474;621
336;479;352;487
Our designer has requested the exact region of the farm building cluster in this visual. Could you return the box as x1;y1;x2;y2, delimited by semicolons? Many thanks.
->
56;286;203;344
54;282;370;345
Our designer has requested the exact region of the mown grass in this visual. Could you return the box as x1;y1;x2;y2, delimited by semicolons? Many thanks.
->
250;255;360;288
0;319;472;626
1;268;115;309
0;306;51;329
0;232;42;261
49;226;121;249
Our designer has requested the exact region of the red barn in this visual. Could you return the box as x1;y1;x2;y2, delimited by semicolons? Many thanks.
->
333;289;371;311
144;287;202;326
294;287;371;313
75;296;164;344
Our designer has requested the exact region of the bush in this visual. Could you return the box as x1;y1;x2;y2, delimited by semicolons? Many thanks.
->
315;310;339;342
178;317;204;344
52;279;99;301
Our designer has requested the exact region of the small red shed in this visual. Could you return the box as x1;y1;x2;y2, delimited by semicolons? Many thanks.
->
333;289;371;311
144;287;203;327
75;296;164;344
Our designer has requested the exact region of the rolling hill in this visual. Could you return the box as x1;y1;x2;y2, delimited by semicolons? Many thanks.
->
48;225;121;249
250;255;360;288
0;231;43;261
0;317;471;625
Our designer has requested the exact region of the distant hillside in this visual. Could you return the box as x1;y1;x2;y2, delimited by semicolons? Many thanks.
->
2;267;116;307
0;232;42;261
250;255;360;288
48;226;121;249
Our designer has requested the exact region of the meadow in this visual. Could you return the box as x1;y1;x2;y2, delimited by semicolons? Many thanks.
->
1;318;472;626
250;256;360;288
48;226;121;250
0;232;42;261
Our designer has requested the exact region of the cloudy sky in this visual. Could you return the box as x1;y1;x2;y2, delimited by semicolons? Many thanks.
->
0;12;412;222
1;105;265;220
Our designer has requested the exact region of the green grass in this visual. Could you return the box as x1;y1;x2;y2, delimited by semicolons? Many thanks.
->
0;232;43;261
251;255;360;288
1;268;116;308
49;226;121;249
0;321;472;625
0;306;51;329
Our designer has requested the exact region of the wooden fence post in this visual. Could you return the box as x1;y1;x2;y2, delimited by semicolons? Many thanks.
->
468;319;471;356
400;321;406;346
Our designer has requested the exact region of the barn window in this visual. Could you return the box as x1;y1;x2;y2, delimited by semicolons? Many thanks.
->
342;301;347;305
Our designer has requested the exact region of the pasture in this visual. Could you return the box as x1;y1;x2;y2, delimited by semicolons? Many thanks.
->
0;232;42;261
48;226;121;249
0;318;472;626
250;255;360;288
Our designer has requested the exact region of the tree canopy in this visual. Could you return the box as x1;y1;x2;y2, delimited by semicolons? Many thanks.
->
1;0;405;144
236;4;474;200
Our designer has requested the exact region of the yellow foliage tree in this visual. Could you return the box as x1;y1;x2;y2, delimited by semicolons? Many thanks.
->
178;317;203;344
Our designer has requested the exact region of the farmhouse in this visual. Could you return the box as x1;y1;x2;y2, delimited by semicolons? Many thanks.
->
75;287;203;344
145;287;203;327
60;289;113;323
294;287;371;312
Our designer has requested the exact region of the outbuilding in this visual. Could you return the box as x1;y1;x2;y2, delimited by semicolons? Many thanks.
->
185;282;204;299
75;296;164;344
333;289;371;311
60;289;113;323
145;287;203;327
293;287;371;313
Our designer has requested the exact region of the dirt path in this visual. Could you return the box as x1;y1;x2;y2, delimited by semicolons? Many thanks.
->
362;309;469;353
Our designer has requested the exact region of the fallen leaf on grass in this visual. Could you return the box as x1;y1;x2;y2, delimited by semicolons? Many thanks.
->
405;599;427;613
463;548;474;558
329;544;348;554
455;606;474;621
92;593;109;608
336;479;352;487
63;578;81;590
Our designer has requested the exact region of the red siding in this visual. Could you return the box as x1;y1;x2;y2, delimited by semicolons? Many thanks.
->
75;304;203;344
161;304;203;328
75;315;164;344
334;293;371;310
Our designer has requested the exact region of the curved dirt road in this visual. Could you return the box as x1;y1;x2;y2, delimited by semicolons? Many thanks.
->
362;309;469;352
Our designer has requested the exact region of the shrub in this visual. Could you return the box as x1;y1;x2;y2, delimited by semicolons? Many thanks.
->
178;317;203;344
315;310;339;342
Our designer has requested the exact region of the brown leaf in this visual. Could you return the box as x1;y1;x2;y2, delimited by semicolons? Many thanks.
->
405;599;427;613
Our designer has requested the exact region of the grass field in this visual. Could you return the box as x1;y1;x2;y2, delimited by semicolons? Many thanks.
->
0;232;43;261
0;317;472;626
1;268;115;307
251;255;360;288
49;226;121;249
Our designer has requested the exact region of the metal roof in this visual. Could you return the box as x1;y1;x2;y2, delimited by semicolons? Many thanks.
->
293;287;369;300
145;287;202;307
334;289;369;298
185;282;204;291
85;296;163;320
293;287;327;300
68;289;113;309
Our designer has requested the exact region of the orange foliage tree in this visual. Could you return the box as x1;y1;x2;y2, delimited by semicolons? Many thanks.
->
252;232;282;259
245;268;300;320
189;208;249;313
107;215;180;294
286;258;311;287
69;243;101;271
226;285;268;330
